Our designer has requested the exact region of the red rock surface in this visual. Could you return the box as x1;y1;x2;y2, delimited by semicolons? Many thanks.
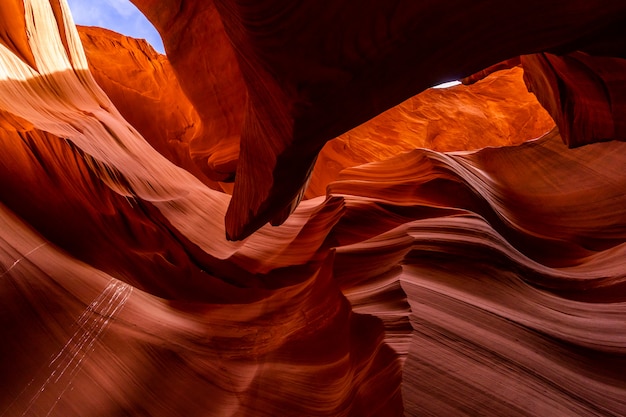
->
306;66;555;197
131;0;626;240
1;1;626;416
77;26;216;189
521;52;626;147
129;0;246;183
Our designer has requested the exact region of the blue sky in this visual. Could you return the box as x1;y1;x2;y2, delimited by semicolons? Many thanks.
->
66;0;164;53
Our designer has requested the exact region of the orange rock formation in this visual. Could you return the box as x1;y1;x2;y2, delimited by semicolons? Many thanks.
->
1;1;625;416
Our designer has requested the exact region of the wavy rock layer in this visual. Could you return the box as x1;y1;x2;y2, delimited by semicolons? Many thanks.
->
1;1;626;416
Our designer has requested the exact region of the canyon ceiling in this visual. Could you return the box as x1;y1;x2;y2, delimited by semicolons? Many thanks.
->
1;0;626;416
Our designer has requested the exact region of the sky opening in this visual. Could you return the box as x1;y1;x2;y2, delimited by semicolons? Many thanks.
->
66;0;164;53
64;1;466;89
432;80;462;89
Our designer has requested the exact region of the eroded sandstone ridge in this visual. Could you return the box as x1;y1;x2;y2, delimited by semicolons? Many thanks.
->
1;1;625;416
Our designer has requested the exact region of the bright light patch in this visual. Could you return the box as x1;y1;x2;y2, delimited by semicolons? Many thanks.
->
66;0;164;54
432;80;462;89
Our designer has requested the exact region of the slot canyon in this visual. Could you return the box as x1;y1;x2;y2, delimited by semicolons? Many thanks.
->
1;0;626;415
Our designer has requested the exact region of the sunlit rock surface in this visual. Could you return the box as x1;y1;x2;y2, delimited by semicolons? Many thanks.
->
306;66;555;197
1;1;626;416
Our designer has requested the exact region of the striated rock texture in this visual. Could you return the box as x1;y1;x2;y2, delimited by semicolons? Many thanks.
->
0;1;625;416
521;51;626;148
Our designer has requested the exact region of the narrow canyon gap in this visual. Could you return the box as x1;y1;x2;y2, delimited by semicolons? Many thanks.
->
1;1;626;416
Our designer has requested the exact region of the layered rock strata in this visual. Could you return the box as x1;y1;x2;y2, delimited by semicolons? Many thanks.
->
1;1;625;416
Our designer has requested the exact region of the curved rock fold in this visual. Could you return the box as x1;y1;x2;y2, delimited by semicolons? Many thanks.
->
1;1;626;416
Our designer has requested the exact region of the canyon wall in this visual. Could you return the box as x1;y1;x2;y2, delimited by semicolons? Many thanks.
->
1;1;625;416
